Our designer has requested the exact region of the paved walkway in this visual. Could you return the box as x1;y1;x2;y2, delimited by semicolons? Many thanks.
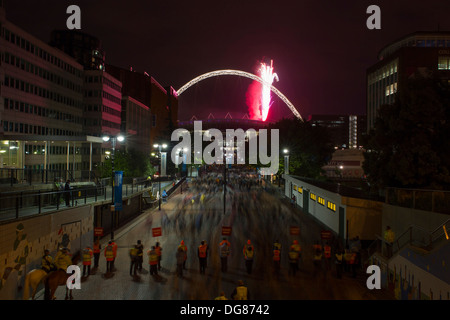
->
35;180;395;301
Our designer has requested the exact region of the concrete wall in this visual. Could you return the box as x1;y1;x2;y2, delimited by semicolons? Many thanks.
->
0;205;94;299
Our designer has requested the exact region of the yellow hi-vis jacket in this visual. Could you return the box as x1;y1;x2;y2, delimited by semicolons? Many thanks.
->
234;286;248;300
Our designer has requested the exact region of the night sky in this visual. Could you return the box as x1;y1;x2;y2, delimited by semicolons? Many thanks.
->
4;0;450;121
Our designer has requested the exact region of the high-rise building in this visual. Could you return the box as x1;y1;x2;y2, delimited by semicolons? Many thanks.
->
308;114;366;149
366;31;450;131
106;64;179;149
49;29;105;71
0;2;104;180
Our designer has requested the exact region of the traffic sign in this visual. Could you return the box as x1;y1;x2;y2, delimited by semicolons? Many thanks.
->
152;227;162;237
94;227;103;237
222;226;232;236
290;226;300;235
321;230;332;240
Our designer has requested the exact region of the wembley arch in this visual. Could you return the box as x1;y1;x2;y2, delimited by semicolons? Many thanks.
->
176;69;304;121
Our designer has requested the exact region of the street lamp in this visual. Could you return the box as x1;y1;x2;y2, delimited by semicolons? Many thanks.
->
153;143;167;210
283;149;290;175
103;133;125;240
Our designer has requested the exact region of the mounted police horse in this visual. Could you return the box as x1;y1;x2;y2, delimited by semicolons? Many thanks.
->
23;268;48;300
44;251;81;300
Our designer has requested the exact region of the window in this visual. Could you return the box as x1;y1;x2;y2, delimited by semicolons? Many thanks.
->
310;193;316;201
327;201;336;212
318;197;325;206
438;56;450;70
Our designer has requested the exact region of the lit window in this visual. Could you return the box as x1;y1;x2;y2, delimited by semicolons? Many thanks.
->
438;56;450;70
310;193;316;201
298;187;303;194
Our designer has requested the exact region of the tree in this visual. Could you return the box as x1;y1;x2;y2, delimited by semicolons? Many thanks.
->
363;73;450;190
99;148;156;178
269;117;334;179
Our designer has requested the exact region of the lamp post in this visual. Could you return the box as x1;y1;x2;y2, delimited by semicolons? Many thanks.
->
153;143;167;210
103;134;125;240
283;149;290;175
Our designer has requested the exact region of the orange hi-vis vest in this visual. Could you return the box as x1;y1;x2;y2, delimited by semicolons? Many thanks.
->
324;245;331;258
105;245;114;261
155;246;161;256
273;249;281;261
313;244;322;251
198;244;207;258
148;250;158;265
93;243;100;254
82;248;93;265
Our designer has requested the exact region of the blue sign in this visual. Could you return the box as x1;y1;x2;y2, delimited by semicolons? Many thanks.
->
114;171;123;211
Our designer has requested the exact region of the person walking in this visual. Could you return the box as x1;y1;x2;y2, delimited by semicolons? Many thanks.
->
290;240;302;270
219;237;231;273
111;239;118;271
323;242;332;271
335;249;344;279
243;240;254;275
384;226;395;258
288;246;299;276
273;242;281;277
178;240;188;270
82;246;93;277
93;239;101;269
176;246;187;278
231;280;250;300
136;240;144;272
198;240;208;275
129;244;139;276
155;242;162;271
104;241;115;274
214;291;228;300
148;246;159;276
64;180;71;207
313;248;323;277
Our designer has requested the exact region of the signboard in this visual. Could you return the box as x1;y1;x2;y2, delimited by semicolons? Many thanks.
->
94;227;104;237
321;230;332;240
221;226;232;236
152;227;162;237
290;226;300;235
114;171;123;211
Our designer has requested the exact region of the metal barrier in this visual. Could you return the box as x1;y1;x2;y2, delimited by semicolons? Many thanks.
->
386;187;450;215
0;180;154;222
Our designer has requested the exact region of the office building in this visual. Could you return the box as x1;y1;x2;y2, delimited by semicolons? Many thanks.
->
367;31;450;131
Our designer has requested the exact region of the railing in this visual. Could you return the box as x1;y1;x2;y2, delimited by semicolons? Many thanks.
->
365;219;450;263
0;179;157;222
0;168;98;186
386;187;450;215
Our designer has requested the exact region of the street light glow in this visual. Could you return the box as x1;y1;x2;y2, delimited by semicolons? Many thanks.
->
283;149;289;154
117;135;125;142
102;136;110;142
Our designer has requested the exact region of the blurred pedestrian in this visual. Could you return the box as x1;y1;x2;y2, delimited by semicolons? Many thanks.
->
273;241;281;276
176;246;187;278
64;180;71;206
219;237;231;273
198;240;208;274
129;244;139;276
93;238;101;269
104;241;114;274
335;249;344;279
178;240;188;269
313;248;322;277
231;280;249;300
136;240;144;272
155;242;162;271
215;291;228;300
290;240;302;270
111;239;118;271
323;242;332;271
384;226;395;258
243;240;254;274
148;246;158;275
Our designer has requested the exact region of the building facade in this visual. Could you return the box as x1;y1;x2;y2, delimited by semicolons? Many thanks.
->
367;31;450;131
308;114;366;149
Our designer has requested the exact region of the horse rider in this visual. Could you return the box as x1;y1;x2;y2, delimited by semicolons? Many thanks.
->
41;249;56;273
54;247;72;272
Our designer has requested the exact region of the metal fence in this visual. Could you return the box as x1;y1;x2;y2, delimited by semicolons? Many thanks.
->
0;168;97;186
386;187;450;215
0;178;166;222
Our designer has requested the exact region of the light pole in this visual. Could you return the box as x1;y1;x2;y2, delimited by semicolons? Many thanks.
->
103;134;125;240
283;149;290;175
153;143;167;210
